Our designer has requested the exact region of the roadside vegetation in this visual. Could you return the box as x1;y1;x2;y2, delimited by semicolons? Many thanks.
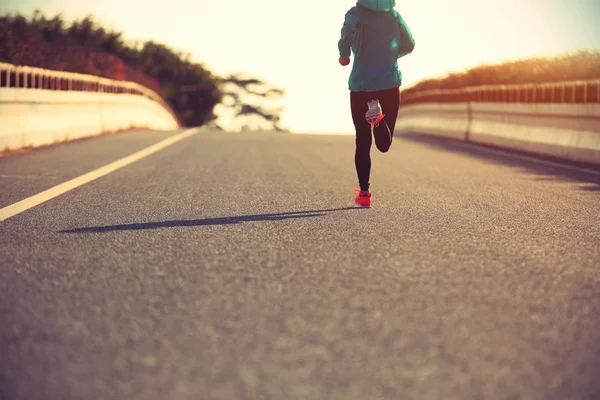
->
0;11;285;130
402;50;600;97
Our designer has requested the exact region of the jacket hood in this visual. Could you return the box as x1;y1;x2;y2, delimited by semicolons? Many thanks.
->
357;0;396;12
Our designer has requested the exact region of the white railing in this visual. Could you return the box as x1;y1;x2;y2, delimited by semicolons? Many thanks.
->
401;79;600;106
0;62;181;125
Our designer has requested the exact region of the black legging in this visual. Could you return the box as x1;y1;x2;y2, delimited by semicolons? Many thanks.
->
351;86;400;191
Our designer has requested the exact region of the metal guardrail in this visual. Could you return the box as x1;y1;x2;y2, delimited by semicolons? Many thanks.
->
401;79;600;106
0;62;181;126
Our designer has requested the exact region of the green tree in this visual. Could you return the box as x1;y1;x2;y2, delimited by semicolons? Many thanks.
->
216;74;285;131
0;10;285;130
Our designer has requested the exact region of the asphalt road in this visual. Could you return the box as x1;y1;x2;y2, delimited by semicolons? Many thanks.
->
1;128;599;400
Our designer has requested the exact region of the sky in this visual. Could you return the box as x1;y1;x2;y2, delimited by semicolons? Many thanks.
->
2;0;600;133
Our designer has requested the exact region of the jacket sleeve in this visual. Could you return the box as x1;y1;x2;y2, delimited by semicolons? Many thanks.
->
396;13;415;59
338;9;360;59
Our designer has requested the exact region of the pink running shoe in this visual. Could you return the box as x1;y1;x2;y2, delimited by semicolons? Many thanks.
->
365;99;384;127
354;187;372;207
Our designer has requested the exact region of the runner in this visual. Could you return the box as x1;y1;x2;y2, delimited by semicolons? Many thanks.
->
338;0;416;207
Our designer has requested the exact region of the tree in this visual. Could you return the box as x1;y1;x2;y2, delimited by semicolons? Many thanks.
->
0;10;286;130
216;73;285;131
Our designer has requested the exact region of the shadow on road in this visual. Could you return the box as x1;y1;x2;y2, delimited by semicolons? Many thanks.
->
401;133;600;192
58;207;365;233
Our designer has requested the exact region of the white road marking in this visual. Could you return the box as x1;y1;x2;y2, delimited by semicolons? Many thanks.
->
0;128;199;222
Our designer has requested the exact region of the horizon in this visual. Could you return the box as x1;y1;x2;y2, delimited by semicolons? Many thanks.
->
2;0;600;133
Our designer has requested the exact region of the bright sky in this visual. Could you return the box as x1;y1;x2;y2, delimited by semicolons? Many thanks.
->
2;0;600;133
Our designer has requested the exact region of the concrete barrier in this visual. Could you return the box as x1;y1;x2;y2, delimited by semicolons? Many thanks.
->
0;62;181;152
395;103;470;141
0;88;180;152
396;102;600;166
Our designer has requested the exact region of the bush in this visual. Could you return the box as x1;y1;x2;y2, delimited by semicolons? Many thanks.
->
403;50;600;98
0;11;221;127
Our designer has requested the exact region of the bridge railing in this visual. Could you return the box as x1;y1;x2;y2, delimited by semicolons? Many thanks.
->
401;79;600;106
0;62;181;125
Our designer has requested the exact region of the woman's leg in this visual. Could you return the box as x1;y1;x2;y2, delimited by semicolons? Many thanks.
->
373;86;400;153
350;91;372;191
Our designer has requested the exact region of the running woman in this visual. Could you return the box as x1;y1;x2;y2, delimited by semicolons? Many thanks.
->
338;0;415;207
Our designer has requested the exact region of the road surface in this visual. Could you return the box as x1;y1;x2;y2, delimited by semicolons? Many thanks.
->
1;128;599;400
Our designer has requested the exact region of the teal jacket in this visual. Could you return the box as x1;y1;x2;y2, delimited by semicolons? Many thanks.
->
338;0;415;92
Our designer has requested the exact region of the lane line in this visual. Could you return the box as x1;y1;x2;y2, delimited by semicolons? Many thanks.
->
0;128;199;223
